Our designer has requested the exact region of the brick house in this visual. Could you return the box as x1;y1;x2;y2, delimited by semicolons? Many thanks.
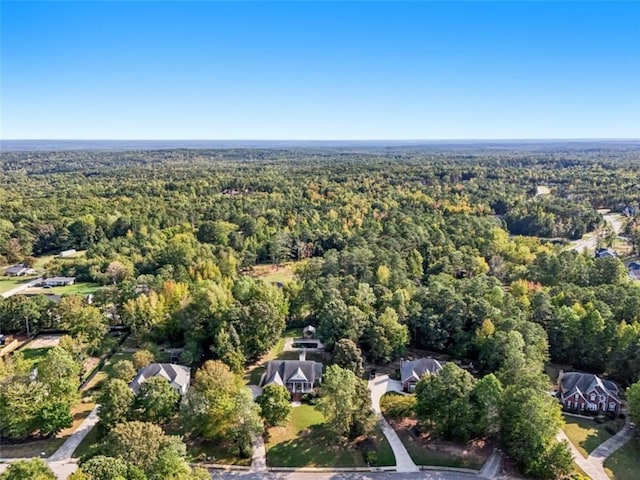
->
558;371;620;414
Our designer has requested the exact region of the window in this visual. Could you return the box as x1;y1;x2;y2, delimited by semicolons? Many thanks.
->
574;393;579;400
588;403;597;411
567;401;572;409
609;402;616;411
590;393;596;401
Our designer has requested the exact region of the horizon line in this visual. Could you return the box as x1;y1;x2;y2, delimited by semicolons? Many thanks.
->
2;138;640;142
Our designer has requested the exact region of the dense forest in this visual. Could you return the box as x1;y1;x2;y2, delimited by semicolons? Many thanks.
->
1;144;640;478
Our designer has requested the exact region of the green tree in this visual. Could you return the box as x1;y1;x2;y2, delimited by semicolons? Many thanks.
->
257;384;291;426
37;401;73;437
78;455;129;480
471;374;503;437
364;307;409;363
112;360;137;382
133;377;180;424
627;381;640;437
317;365;374;442
415;362;477;441
333;338;364;376
99;378;135;430
501;382;571;478
182;360;262;456
38;346;81;404
0;458;55;480
133;349;154;370
107;421;173;473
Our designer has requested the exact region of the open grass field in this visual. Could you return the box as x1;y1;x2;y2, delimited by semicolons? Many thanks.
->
26;282;103;296
561;415;621;458
604;438;640;480
0;276;37;294
266;404;393;467
250;261;305;284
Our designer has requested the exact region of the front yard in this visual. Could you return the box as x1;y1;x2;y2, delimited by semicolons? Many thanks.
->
604;438;640;480
380;392;490;469
561;414;623;458
266;404;394;467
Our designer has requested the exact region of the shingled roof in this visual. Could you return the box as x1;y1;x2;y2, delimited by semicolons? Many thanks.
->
260;360;323;387
559;372;619;401
130;363;191;396
400;358;443;383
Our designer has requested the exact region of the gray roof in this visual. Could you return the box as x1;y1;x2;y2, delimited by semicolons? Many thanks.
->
43;276;75;284
400;358;443;383
260;360;323;387
595;248;616;258
560;372;619;401
130;363;191;395
4;264;33;275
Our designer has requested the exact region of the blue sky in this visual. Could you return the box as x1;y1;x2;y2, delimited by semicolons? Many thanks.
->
1;1;639;140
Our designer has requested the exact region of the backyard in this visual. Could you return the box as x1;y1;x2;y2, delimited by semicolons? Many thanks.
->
266;404;394;467
0;276;37;294
561;414;623;458
25;281;104;297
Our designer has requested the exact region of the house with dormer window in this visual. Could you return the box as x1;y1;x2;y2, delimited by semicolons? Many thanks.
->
558;371;620;414
260;351;323;399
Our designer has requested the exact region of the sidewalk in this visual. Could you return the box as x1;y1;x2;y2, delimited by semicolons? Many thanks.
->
48;405;100;462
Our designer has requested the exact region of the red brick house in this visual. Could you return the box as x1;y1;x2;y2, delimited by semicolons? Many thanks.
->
558;371;620;414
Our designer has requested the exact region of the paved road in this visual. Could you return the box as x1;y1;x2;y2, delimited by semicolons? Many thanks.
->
572;213;624;254
1;277;42;298
368;375;419;473
210;472;478;480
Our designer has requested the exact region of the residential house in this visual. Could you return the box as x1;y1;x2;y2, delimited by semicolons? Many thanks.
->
260;351;323;398
4;264;35;276
42;276;76;287
400;358;444;392
558;371;620;414
629;261;640;281
130;363;191;396
595;248;616;259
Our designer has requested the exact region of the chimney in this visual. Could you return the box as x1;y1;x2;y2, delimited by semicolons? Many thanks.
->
299;349;306;362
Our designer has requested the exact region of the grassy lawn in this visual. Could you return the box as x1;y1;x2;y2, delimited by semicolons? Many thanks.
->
244;328;309;385
29;282;103;296
0;436;66;458
19;346;53;369
562;415;620;458
33;255;55;270
82;351;135;394
266;404;392;467
250;261;305;284
0;276;37;294
71;424;103;460
162;417;251;466
604;438;640;480
1;401;95;459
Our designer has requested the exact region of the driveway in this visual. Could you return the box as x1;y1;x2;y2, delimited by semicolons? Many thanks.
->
368;375;419;473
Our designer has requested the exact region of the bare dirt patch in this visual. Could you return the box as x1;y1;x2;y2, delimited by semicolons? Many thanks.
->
24;334;62;349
